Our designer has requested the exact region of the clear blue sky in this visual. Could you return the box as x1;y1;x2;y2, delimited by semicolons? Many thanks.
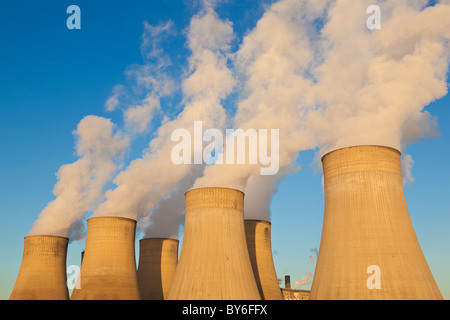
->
0;0;449;300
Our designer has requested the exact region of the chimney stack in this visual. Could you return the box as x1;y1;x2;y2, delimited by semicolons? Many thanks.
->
10;235;69;300
310;145;443;300
285;275;291;289
245;220;282;300
137;238;179;300
168;187;261;300
71;217;140;300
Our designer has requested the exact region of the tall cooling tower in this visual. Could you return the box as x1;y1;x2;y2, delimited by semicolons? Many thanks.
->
168;187;261;300
71;217;141;300
10;235;69;300
244;220;282;300
310;145;443;300
137;238;179;300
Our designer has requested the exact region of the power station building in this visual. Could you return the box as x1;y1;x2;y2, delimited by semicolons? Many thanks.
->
281;276;310;300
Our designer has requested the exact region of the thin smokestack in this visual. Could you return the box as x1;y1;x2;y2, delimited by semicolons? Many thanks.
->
10;236;69;300
310;145;443;300
137;238;179;300
245;220;282;300
168;187;261;300
285;275;291;289
71;217;140;300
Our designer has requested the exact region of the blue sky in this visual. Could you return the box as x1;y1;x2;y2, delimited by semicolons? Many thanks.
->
0;0;449;300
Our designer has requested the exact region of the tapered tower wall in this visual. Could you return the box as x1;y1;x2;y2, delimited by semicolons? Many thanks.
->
168;187;261;300
137;238;179;300
71;217;140;300
245;220;282;300
10;235;69;300
310;145;443;300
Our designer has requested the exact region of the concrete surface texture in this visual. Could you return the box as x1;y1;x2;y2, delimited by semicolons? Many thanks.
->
245;220;282;300
71;217;141;300
10;235;69;300
309;145;443;300
168;187;261;300
137;238;179;300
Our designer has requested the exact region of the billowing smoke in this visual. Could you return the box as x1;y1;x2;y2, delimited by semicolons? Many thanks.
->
295;272;313;288
192;0;450;223
28;116;129;240
140;165;204;239
194;0;322;192
295;248;318;288
307;0;450;162
108;20;177;135
92;3;235;233
27;17;176;239
29;0;450;241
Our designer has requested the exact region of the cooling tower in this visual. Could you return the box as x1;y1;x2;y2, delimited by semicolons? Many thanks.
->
245;220;282;300
137;238;179;300
310;145;443;300
168;187;261;300
71;217;140;300
10;235;69;300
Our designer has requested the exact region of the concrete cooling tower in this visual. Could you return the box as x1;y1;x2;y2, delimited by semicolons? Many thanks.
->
244;220;282;300
137;238;179;300
168;187;261;300
10;235;69;300
310;145;443;300
71;217;140;300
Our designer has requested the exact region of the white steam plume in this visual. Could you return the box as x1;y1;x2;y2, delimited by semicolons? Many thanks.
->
28;19;177;240
28;116;129;240
30;0;450;241
93;5;236;230
192;0;450;224
193;0;328;217
308;0;450;157
295;272;313;288
111;20;177;135
140;166;203;239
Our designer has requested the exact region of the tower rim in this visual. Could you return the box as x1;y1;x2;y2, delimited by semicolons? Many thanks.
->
184;186;245;196
87;216;137;224
321;145;401;163
24;235;69;241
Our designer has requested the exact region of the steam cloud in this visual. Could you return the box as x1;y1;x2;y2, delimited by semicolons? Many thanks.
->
193;0;450;222
295;272;313;288
93;3;235;238
29;0;450;241
28;116;129;240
